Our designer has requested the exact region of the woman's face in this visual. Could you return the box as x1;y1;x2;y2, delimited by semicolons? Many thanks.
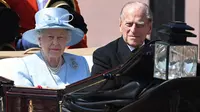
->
38;29;70;58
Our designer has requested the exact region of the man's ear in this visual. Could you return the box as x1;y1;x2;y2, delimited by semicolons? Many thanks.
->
119;18;123;33
147;23;152;35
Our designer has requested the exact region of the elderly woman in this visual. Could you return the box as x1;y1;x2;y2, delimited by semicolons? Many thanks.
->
13;8;90;88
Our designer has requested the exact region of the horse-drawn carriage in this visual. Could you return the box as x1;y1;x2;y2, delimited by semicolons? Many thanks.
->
0;44;199;112
0;1;199;110
0;65;200;112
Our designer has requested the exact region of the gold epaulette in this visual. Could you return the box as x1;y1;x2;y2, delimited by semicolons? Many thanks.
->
44;0;77;11
0;0;10;8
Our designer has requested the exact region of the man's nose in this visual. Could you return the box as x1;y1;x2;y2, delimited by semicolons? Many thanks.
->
130;24;137;33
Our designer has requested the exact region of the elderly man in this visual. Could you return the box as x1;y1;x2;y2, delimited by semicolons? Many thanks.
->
91;1;154;84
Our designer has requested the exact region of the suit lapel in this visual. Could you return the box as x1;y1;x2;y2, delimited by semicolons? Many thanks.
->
116;38;150;64
116;37;132;64
144;39;150;45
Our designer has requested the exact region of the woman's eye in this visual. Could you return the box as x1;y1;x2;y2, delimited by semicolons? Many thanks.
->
58;36;64;39
48;36;54;39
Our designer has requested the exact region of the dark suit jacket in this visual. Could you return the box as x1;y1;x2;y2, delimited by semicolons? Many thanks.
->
91;37;154;86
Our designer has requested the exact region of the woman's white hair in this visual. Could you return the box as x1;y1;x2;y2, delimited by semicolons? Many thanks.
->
36;29;71;37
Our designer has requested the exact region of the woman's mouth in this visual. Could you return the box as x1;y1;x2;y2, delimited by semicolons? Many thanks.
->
50;48;61;51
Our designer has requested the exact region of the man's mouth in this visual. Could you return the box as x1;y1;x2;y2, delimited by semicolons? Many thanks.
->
130;35;140;38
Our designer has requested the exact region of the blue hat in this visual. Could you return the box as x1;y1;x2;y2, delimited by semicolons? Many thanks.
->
22;8;84;46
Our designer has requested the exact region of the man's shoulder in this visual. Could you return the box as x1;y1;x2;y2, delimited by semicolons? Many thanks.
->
95;37;121;54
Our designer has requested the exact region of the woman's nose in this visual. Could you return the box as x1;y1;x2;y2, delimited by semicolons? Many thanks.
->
52;37;58;45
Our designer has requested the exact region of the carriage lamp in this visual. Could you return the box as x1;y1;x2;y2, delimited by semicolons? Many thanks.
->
154;21;198;80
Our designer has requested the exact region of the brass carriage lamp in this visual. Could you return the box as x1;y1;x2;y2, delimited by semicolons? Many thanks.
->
154;21;198;80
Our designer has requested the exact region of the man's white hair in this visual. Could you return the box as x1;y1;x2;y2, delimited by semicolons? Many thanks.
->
120;1;153;22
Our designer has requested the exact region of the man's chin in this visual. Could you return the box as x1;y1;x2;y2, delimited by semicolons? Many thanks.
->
128;42;141;47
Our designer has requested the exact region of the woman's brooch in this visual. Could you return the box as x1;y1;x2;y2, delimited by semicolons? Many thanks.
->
70;58;78;69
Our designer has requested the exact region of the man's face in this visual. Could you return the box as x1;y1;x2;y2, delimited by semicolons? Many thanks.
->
120;7;152;47
38;29;70;58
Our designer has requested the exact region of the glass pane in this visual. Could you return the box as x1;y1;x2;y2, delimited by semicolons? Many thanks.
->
168;46;197;79
154;43;167;80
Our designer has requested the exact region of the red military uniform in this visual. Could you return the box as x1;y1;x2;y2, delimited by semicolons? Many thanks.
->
4;0;87;49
